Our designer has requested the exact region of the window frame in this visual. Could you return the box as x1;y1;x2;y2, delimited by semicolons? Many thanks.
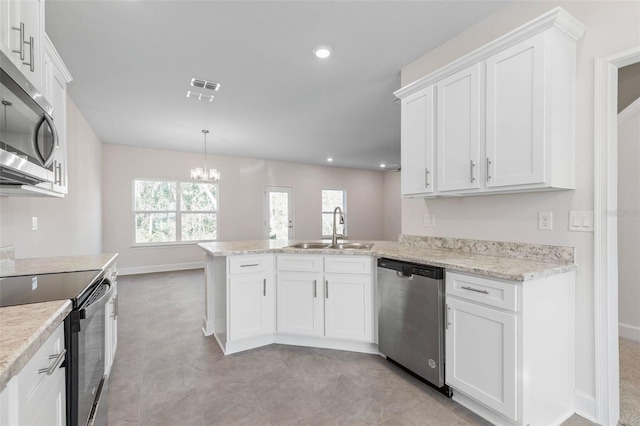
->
321;188;347;239
131;178;218;247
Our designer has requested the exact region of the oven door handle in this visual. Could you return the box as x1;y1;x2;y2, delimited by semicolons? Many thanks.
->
80;280;113;320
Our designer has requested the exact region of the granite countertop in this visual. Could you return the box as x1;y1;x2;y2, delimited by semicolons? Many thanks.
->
0;300;72;391
0;253;118;277
199;239;576;282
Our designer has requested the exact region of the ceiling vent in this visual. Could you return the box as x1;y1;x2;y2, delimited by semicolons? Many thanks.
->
186;90;214;102
190;78;221;92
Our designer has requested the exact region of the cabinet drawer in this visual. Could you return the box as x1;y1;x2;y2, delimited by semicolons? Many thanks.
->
446;272;518;312
276;255;323;272
19;322;65;418
229;255;271;275
324;256;372;274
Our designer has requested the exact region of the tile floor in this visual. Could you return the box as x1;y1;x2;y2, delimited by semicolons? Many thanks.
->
107;269;596;426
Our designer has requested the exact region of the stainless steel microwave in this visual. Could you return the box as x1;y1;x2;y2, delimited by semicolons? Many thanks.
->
0;50;58;185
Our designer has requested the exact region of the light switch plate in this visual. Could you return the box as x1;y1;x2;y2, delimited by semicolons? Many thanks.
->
31;217;37;231
569;211;594;232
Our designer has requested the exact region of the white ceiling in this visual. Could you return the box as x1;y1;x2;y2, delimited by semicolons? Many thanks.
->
45;1;508;170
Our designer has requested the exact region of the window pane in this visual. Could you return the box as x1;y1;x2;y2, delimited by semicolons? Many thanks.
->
134;180;176;211
322;213;344;236
322;189;344;212
181;182;217;211
182;213;217;241
135;213;176;243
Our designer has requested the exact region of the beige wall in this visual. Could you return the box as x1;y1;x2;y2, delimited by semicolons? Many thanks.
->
618;101;640;342
0;97;103;258
102;144;389;270
398;1;640;403
382;170;401;241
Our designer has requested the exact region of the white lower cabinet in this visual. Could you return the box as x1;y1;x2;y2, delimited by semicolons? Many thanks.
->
228;255;275;342
275;255;374;344
0;321;66;426
445;271;576;426
105;262;118;376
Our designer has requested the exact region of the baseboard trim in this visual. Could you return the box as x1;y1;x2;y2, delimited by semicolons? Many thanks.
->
619;323;640;342
119;262;204;276
575;390;597;423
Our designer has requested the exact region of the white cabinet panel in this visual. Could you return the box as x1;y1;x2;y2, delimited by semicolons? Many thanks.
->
486;33;545;188
229;273;274;341
436;64;482;192
276;272;323;336
324;256;372;275
446;297;517;420
401;86;435;196
324;273;372;342
276;255;323;272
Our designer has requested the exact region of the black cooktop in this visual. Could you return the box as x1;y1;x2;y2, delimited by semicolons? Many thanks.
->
0;270;104;308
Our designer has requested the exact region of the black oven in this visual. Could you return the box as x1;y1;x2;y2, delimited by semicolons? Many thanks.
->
66;275;113;426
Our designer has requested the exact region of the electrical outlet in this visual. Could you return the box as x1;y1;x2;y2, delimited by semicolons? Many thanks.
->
31;217;37;231
538;212;553;231
423;214;436;227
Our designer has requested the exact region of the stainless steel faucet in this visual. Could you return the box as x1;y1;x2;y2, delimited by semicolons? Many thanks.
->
332;206;344;245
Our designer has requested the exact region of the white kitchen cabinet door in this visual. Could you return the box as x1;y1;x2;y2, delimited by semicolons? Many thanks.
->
105;279;118;375
485;33;545;188
276;272;323;336
446;297;517;420
436;64;482;192
229;273;274;341
324;274;372;342
25;368;65;426
401;85;435;196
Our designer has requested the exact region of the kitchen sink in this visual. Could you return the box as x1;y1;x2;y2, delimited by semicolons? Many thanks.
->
286;242;373;250
288;242;331;249
329;243;373;250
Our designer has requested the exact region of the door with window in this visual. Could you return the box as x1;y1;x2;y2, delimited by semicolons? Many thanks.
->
264;186;294;240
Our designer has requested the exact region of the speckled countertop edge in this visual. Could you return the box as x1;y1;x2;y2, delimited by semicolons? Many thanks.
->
0;253;118;278
0;300;72;391
199;240;577;282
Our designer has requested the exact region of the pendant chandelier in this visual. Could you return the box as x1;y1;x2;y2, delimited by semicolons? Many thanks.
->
191;129;220;183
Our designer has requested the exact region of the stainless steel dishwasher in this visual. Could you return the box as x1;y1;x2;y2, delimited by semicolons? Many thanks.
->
377;258;450;396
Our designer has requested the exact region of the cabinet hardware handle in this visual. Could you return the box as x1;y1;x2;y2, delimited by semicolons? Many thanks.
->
313;280;317;298
11;22;25;60
111;294;119;319
325;280;329;299
486;157;492;181
38;349;66;375
263;278;266;296
446;304;450;329
240;263;259;268
55;162;62;185
470;160;476;183
461;286;489;294
425;168;430;188
23;36;34;72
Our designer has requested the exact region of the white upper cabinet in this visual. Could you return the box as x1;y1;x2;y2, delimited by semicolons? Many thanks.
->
401;86;435;196
436;64;482;193
485;33;545;188
395;7;585;198
1;0;45;92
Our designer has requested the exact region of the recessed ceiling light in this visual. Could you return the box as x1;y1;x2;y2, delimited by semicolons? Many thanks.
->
327;157;333;162
314;46;332;59
186;90;214;102
191;78;220;91
380;163;386;168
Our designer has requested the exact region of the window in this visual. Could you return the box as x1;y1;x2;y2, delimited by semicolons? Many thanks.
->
322;189;346;237
134;179;217;244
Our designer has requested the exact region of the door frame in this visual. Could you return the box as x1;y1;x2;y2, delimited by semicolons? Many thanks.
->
593;43;640;426
263;185;294;240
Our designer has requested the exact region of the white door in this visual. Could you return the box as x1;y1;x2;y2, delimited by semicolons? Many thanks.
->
276;272;324;336
324;274;372;342
401;85;435;195
264;186;294;240
229;274;274;341
486;33;545;188
436;64;482;192
445;297;517;420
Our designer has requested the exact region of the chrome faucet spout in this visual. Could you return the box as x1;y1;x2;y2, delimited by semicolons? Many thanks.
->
332;207;344;245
